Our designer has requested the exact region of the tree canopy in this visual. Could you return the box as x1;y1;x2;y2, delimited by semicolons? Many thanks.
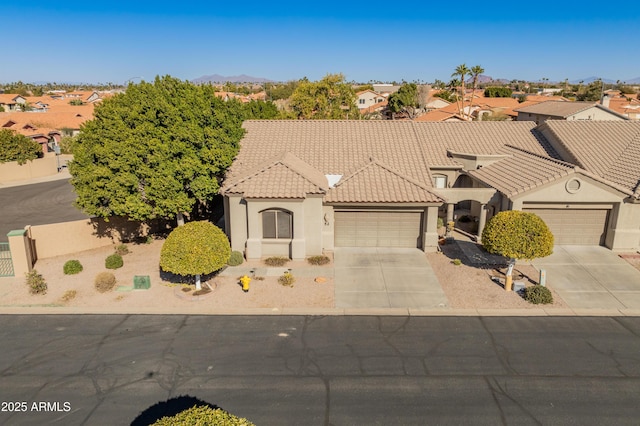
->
159;221;231;290
289;73;359;119
387;83;420;118
69;75;245;222
151;405;254;426
0;129;42;165
484;87;513;98
482;211;554;261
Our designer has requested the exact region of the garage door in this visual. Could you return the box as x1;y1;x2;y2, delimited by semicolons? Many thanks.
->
524;208;609;245
334;211;422;247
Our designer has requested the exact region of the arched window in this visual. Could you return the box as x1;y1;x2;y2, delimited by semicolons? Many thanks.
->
262;209;292;239
432;174;447;189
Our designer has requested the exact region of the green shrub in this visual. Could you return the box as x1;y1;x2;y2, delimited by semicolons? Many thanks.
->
151;405;254;426
25;270;47;295
94;272;116;293
437;217;444;228
115;244;130;256
228;250;244;266
278;271;296;287
307;255;330;266
160;221;231;277
264;256;289;267
63;259;83;275
523;285;553;304
105;253;123;269
452;258;462;266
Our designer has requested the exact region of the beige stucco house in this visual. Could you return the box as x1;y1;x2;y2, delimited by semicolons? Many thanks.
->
221;120;640;259
515;100;628;124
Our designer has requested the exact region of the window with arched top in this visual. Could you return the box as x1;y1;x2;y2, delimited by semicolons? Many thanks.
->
262;209;292;239
432;174;448;189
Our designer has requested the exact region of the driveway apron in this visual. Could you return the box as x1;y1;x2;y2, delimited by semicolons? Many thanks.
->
532;246;640;310
334;248;448;309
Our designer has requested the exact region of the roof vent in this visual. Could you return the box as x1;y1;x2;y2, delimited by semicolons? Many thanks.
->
565;178;581;193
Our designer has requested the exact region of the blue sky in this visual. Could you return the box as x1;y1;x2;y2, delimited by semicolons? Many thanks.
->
3;1;639;84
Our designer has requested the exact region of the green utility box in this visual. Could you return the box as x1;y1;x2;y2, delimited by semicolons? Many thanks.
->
133;275;151;290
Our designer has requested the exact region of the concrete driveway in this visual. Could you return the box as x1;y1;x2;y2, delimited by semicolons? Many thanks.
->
532;246;640;310
334;248;448;309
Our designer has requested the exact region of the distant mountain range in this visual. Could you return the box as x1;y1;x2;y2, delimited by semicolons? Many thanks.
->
191;74;273;84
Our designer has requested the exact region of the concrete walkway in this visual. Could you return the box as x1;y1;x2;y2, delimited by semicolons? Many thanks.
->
334;247;448;310
533;246;640;310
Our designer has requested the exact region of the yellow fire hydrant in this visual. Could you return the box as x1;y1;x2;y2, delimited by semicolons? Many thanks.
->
240;275;251;293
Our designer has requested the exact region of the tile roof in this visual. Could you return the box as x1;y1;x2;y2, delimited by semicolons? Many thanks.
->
223;120;438;202
411;121;555;166
514;100;626;119
223;152;327;199
468;146;576;197
521;95;571;103
223;120;640;202
326;158;443;203
538;121;640;198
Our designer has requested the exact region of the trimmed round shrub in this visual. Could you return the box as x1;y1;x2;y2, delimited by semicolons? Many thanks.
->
151;405;254;426
25;270;47;295
160;221;231;278
63;259;83;275
307;255;330;266
228;250;244;266
523;285;553;304
94;272;116;293
264;256;289;267
105;253;123;270
482;211;554;261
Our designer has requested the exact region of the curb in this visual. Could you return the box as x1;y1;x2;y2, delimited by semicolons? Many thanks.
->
0;306;637;317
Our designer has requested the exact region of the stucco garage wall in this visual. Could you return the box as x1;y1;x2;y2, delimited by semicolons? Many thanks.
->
609;202;640;251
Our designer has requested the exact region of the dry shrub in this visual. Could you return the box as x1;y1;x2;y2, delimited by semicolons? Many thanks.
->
95;272;117;293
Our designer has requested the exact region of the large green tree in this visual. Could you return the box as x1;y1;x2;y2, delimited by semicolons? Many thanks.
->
69;75;245;225
0;129;42;165
289;73;359;119
160;221;231;290
387;83;420;119
482;211;554;291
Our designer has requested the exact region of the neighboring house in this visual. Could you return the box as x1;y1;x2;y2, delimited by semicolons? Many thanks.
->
518;95;570;103
0;94;27;111
603;95;640;120
0;117;60;153
221;120;640;259
372;84;401;95
415;102;470;122
515;101;628;124
356;90;386;110
423;97;451;110
359;99;388;117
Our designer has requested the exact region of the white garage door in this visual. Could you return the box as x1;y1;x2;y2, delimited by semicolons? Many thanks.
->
524;208;609;245
334;211;422;247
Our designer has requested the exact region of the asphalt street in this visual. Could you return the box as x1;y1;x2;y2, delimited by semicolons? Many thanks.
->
1;315;639;425
0;179;88;241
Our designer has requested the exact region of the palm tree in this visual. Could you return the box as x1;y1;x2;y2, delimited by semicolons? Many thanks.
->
469;65;484;118
452;64;470;119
